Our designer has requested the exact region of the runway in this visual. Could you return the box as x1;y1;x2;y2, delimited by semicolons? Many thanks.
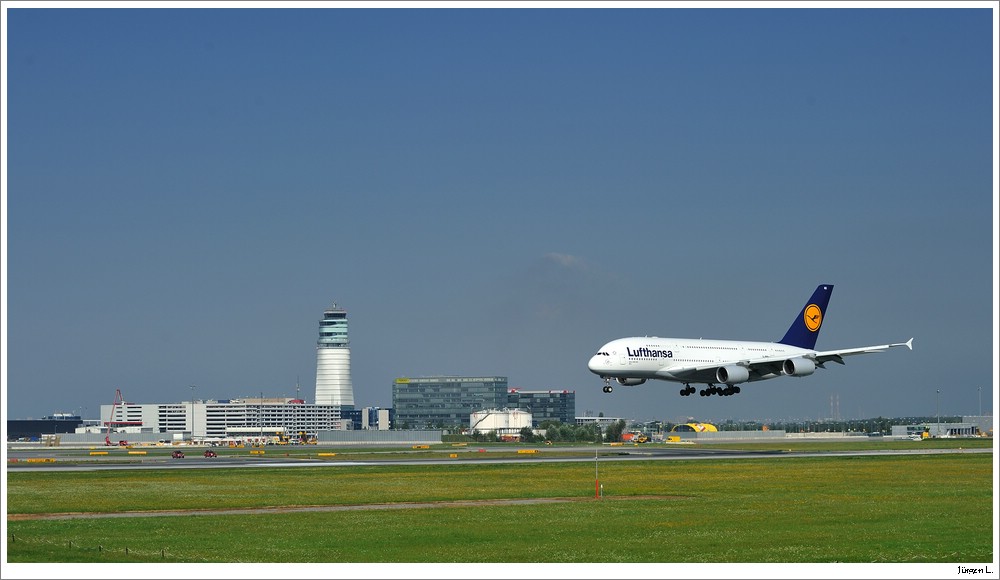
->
6;443;989;472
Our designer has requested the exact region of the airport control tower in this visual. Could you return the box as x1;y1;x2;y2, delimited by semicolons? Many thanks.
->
314;302;355;406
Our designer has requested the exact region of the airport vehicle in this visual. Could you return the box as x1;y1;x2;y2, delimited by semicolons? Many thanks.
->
588;284;912;396
622;432;649;443
171;450;185;459
204;450;218;458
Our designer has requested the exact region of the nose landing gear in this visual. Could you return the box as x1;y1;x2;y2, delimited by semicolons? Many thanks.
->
602;377;613;393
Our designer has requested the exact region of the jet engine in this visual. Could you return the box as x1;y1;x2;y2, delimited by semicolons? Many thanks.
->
616;377;646;386
782;357;816;377
716;365;750;384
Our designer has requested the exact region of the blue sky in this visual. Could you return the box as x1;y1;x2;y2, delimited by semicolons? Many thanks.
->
4;5;997;424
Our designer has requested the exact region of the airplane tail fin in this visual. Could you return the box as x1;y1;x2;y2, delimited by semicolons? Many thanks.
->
778;284;834;350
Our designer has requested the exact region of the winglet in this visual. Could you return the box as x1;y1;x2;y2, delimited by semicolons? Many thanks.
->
884;338;913;350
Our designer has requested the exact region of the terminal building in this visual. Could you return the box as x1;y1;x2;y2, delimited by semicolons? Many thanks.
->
7;413;87;440
575;415;626;431
95;397;352;442
393;376;509;429
890;416;992;439
345;407;394;431
507;388;575;425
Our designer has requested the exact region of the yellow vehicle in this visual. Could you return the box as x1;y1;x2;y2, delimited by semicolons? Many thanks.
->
622;432;649;443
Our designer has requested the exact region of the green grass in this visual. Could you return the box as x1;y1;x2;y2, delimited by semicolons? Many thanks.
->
684;437;994;452
6;453;993;563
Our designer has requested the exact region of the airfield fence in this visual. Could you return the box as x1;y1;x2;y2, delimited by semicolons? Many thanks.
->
7;533;213;563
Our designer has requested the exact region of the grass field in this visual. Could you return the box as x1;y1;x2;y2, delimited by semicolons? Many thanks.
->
5;447;993;564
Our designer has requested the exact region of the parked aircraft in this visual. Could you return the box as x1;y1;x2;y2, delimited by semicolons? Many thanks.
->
587;285;912;396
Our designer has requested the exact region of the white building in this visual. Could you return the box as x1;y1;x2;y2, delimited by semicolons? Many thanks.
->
575;416;625;431
101;397;351;441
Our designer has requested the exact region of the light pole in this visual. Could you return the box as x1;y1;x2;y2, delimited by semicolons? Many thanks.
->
978;386;982;417
595;447;600;499
935;389;940;438
189;385;196;441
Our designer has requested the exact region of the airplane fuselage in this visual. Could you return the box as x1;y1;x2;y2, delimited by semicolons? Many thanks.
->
588;337;813;385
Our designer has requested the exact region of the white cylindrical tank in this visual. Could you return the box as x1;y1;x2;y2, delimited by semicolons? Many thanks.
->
470;409;533;430
507;409;532;429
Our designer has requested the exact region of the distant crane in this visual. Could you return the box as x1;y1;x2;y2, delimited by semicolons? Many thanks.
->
104;388;141;446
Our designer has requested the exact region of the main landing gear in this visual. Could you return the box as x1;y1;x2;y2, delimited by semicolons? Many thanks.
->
602;377;613;393
679;383;741;397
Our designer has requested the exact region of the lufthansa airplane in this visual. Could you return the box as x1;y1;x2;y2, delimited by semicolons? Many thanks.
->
587;284;912;396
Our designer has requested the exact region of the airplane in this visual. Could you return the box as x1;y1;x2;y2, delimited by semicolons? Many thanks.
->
587;284;912;396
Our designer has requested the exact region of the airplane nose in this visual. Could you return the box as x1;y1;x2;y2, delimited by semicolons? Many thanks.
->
588;355;601;374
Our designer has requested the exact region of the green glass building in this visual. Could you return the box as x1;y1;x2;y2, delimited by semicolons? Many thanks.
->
392;376;508;429
507;389;576;426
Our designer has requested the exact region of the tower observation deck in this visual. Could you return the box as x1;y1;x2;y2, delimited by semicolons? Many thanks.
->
314;302;354;406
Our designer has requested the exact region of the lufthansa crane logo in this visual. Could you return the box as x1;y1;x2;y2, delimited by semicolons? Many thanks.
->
803;304;823;332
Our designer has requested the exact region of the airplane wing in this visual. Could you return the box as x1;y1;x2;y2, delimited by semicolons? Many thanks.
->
654;357;789;382
812;338;913;366
655;338;913;381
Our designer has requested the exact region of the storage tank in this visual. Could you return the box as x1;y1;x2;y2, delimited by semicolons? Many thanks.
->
470;409;533;431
